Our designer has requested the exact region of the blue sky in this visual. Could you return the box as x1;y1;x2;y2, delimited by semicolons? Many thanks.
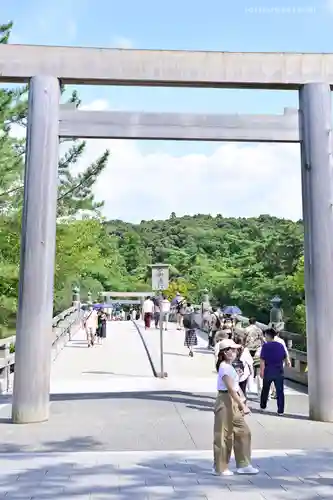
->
0;0;330;220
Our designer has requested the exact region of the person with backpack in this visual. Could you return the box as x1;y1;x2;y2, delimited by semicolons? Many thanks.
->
233;337;254;403
183;302;197;357
208;308;221;349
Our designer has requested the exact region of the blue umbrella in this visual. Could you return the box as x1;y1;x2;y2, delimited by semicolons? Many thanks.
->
93;303;106;310
222;305;242;315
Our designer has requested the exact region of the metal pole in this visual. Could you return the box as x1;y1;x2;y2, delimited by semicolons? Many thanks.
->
299;82;333;422
159;294;164;378
12;75;60;424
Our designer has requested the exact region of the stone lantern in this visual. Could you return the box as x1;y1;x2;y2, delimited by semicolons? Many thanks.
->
269;295;285;333
72;285;80;309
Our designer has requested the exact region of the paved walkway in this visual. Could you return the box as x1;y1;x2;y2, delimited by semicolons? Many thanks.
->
0;320;333;498
50;321;154;394
0;450;332;499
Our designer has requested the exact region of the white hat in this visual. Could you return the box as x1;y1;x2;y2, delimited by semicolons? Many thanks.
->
218;339;241;351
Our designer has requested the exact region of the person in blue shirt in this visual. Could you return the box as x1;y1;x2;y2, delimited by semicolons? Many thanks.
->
260;328;289;415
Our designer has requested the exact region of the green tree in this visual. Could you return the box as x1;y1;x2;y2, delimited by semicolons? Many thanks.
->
0;21;114;336
0;22;110;217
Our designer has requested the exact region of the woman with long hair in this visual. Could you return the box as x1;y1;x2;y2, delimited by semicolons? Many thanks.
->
213;338;259;476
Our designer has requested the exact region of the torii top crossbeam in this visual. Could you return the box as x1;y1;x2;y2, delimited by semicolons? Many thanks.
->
1;44;333;89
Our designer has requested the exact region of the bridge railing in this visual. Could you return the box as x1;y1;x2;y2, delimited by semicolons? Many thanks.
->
0;306;82;394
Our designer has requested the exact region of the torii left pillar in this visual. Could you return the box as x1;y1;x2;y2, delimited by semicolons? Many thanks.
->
12;76;60;424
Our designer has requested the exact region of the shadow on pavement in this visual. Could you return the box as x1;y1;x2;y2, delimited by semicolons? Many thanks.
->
0;445;332;499
0;436;102;454
250;407;309;420
50;390;215;406
48;390;308;420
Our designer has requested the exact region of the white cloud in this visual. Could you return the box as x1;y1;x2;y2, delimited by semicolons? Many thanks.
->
74;100;302;223
111;36;133;49
10;99;302;223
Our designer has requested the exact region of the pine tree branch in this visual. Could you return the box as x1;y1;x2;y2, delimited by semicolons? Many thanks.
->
0;150;110;201
58;151;110;201
0;22;13;44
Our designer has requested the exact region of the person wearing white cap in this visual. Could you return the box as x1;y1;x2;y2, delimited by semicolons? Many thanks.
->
213;338;259;477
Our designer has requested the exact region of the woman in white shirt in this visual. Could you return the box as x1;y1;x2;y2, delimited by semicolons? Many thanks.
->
213;338;259;477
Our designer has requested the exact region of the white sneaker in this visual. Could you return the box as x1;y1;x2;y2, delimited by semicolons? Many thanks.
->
236;465;259;475
211;468;234;476
221;469;234;476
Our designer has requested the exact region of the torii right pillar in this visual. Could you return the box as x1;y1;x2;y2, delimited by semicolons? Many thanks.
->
299;82;333;422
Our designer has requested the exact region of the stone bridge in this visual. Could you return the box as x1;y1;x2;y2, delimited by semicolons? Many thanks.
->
0;316;331;499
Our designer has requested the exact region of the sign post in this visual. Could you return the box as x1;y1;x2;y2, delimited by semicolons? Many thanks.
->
150;263;169;378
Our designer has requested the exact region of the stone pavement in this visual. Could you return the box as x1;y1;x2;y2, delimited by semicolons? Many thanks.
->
137;319;216;383
0;320;333;498
50;321;154;394
0;450;332;499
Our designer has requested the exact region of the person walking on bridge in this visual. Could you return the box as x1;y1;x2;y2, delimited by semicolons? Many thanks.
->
174;292;186;330
259;328;289;415
160;294;170;330
96;309;107;344
153;299;161;329
142;296;154;329
208;307;221;349
243;317;263;357
84;306;97;347
270;330;290;399
183;303;197;357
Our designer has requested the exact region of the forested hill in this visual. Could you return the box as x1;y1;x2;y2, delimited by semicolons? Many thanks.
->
105;213;305;333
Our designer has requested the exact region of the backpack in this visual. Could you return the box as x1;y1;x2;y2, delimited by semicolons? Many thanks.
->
183;313;195;329
176;299;185;313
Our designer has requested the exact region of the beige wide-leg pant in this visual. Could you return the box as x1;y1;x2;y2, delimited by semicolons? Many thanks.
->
213;391;251;472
